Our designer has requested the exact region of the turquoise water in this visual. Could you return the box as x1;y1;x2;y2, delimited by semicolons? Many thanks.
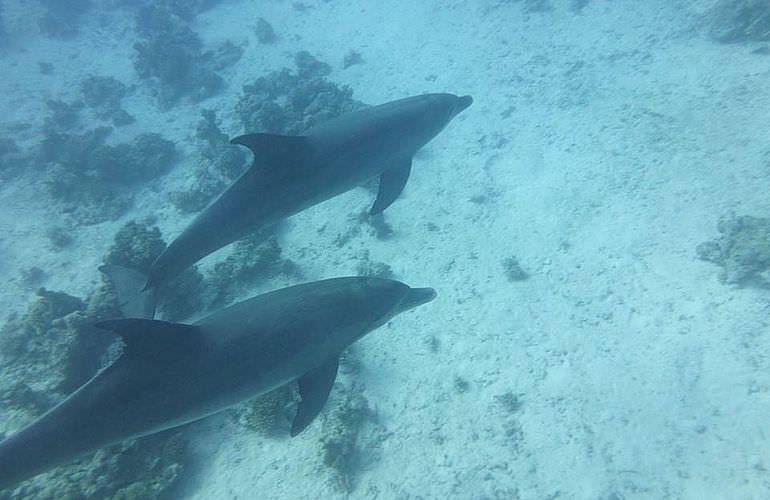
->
0;1;769;498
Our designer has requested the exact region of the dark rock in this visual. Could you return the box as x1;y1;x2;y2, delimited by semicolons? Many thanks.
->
80;76;128;121
237;54;360;135
342;50;363;69
133;5;237;108
38;0;91;39
45;99;82;130
710;0;770;43
106;220;166;273
502;256;529;282
255;18;277;44
170;109;247;213
39;62;55;75
40;128;176;224
696;211;770;284
89;133;176;183
206;232;296;308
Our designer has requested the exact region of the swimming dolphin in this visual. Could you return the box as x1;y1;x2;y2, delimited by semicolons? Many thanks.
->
144;93;473;290
0;277;436;490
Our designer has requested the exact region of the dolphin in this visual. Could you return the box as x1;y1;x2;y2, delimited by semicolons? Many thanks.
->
99;264;157;319
144;93;473;290
0;277;436;490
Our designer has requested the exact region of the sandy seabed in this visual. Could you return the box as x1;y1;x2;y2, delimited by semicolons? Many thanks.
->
1;0;769;498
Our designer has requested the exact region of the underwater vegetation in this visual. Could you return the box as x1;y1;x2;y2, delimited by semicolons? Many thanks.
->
320;383;379;493
236;51;362;135
342;49;363;69
0;6;408;492
104;216;298;317
206;231;297;308
27;70;178;224
87;133;176;184
354;250;395;280
333;211;395;248
44;99;82;130
170;50;360;215
45;226;75;251
233;384;298;436
0;137;28;183
483;0;589;15
0;225;199;499
133;4;241;108
136;0;224;22
105;220;204;321
39;120;177;224
521;0;553;13
502;255;529;282
709;0;770;43
0;288;90;398
170;51;362;216
255;17;277;44
0;428;187;500
80;76;134;126
570;0;590;12
230;357;385;493
0;2;6;45
38;0;91;39
169;109;248;214
105;221;168;273
697;212;770;285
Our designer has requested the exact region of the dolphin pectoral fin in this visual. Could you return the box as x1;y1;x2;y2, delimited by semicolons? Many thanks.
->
290;356;340;437
231;133;312;172
369;159;412;215
99;264;157;320
94;318;201;358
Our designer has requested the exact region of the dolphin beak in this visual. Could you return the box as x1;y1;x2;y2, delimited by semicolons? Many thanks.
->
399;287;437;312
455;95;473;114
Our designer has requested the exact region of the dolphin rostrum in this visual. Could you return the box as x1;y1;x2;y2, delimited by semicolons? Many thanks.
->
0;277;436;490
144;93;473;290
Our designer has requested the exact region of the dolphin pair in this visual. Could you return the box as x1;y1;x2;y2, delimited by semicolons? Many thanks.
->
145;93;473;290
0;277;436;490
0;92;471;490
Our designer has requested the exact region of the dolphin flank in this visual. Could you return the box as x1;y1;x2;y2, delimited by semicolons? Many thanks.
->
0;277;436;490
144;93;472;290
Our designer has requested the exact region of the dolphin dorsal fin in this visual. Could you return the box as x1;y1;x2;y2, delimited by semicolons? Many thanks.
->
94;319;201;357
231;133;312;168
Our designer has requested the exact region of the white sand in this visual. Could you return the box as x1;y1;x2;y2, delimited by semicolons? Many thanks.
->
2;0;770;498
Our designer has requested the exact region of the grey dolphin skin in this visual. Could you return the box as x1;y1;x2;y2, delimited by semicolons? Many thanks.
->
144;93;473;290
0;277;436;490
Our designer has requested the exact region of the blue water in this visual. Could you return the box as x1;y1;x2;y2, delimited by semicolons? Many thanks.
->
0;0;769;498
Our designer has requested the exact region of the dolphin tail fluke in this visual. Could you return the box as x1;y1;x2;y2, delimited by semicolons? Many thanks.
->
99;264;157;320
369;158;412;215
290;356;340;437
